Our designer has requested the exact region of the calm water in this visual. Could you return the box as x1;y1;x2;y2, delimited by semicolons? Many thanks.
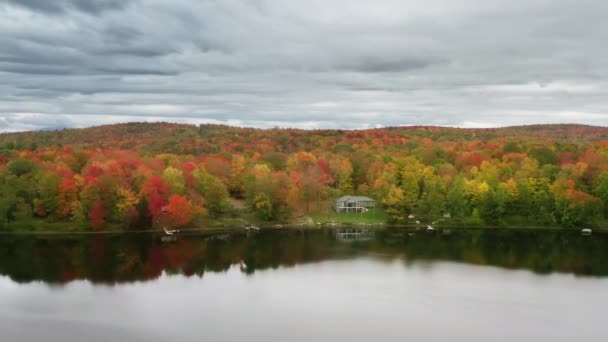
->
0;228;607;341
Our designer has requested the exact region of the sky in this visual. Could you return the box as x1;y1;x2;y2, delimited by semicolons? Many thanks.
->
1;0;607;132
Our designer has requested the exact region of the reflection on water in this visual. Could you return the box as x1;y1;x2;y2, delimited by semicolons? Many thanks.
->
1;228;607;342
335;228;375;242
0;228;607;284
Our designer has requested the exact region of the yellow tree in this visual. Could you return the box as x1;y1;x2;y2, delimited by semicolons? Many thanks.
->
372;162;399;200
329;157;353;194
383;185;406;223
229;154;246;196
400;157;428;208
162;166;185;195
115;186;140;218
287;152;316;173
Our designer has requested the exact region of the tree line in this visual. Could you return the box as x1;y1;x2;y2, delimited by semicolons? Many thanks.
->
0;122;607;230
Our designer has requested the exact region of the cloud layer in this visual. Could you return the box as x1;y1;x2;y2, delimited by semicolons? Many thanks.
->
1;0;607;131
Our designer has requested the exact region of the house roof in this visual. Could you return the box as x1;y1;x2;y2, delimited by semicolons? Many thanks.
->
335;195;375;202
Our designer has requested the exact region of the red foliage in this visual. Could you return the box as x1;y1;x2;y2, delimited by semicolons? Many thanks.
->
89;200;106;230
148;193;165;220
317;158;330;174
467;155;484;167
83;175;99;185
55;166;74;178
84;165;104;178
142;176;170;220
182;161;197;174
455;153;486;170
205;157;231;184
59;178;75;193
165;195;193;226
142;176;170;198
182;161;197;187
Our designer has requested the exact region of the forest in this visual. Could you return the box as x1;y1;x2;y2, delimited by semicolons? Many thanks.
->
0;122;607;231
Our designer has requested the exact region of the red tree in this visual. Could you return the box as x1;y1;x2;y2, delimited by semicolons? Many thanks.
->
89;200;106;230
165;195;193;226
141;176;170;220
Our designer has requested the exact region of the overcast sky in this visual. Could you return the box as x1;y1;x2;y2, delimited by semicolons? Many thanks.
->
1;0;607;132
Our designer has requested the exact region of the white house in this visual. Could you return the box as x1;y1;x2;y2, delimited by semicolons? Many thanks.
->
333;195;375;213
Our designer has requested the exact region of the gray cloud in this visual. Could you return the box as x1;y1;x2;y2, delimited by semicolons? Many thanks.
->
5;0;130;14
0;0;607;131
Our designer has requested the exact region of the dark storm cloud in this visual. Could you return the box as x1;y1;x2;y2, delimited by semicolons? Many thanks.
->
0;0;607;131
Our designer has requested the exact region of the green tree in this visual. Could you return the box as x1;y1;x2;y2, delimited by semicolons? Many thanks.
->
193;169;229;216
253;192;273;221
38;173;62;215
417;182;446;222
0;173;17;227
593;172;608;216
7;159;37;177
447;177;467;219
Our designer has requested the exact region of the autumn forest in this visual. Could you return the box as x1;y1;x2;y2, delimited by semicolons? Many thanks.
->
1;122;608;232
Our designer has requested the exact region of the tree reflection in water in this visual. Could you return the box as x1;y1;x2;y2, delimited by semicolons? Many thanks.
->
0;228;607;285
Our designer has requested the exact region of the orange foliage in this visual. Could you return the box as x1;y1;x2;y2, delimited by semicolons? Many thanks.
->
165;195;193;226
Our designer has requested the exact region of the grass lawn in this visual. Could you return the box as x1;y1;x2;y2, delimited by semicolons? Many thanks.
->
309;206;387;224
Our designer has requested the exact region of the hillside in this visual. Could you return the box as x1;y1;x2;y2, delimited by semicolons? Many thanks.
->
1;123;608;154
0;122;607;231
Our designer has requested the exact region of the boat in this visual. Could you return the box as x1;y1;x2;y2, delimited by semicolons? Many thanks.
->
160;227;180;242
163;227;180;235
244;224;261;232
426;225;436;233
581;228;592;236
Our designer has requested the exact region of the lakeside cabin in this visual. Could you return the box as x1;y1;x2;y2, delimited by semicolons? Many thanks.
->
334;195;376;213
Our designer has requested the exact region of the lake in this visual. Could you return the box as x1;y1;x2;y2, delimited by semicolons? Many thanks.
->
0;228;607;341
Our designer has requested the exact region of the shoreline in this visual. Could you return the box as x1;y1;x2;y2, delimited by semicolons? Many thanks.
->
1;224;606;237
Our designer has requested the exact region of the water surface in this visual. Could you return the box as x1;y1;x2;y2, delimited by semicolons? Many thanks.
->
0;228;606;341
